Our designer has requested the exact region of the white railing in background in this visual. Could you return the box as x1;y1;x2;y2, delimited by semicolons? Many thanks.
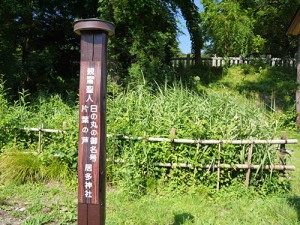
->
172;54;297;67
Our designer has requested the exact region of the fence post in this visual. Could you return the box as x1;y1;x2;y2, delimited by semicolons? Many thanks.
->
245;138;253;188
212;55;216;67
38;124;43;153
74;18;115;225
170;128;176;153
280;131;287;177
217;142;221;191
186;54;190;67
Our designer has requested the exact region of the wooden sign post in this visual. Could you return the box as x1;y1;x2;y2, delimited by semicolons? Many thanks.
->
74;18;115;225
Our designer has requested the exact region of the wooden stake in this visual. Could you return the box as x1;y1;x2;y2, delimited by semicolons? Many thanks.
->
280;131;287;177
170;128;176;168
170;128;176;153
245;140;253;188
217;143;221;191
38;124;43;153
74;18;114;225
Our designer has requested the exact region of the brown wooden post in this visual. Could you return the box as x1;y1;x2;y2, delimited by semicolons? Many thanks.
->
74;18;115;225
170;128;176;153
245;139;253;189
296;36;300;126
280;131;287;177
169;128;176;171
216;143;221;191
38;124;43;153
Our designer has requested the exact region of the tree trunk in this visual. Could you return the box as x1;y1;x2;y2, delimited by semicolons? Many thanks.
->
176;0;203;65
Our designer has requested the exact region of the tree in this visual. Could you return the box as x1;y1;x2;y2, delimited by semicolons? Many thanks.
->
0;0;100;96
201;0;300;58
246;0;299;57
98;0;178;83
1;0;205;92
98;0;207;83
201;0;265;57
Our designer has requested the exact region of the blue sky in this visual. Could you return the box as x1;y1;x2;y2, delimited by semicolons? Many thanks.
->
177;1;202;54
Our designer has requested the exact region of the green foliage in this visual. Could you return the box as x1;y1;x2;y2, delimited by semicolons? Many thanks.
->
201;0;299;57
98;0;178;84
0;0;101;97
0;68;294;193
211;65;297;129
0;149;40;184
0;146;72;184
0;84;79;167
247;0;299;57
105;83;282;195
201;0;264;56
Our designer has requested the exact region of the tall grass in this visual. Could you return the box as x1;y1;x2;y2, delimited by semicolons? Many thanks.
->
0;147;71;184
0;75;287;193
106;83;281;194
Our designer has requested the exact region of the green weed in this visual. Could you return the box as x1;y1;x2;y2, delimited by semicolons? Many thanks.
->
0;146;73;184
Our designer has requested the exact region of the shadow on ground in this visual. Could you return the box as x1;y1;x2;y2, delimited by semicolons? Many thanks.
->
172;213;195;225
288;196;300;221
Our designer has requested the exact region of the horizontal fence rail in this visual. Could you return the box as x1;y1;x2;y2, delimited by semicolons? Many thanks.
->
22;127;66;134
107;134;298;145
110;159;295;171
172;54;297;68
14;127;297;191
156;163;295;171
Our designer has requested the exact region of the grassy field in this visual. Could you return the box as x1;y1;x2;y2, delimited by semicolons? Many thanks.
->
0;129;299;225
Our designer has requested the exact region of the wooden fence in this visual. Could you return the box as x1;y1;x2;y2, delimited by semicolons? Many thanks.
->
172;54;297;68
20;126;297;191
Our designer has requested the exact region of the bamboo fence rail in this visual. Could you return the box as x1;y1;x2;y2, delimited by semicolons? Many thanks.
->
17;126;297;190
22;127;67;134
107;134;298;145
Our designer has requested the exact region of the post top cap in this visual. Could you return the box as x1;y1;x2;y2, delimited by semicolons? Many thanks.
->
74;18;115;36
